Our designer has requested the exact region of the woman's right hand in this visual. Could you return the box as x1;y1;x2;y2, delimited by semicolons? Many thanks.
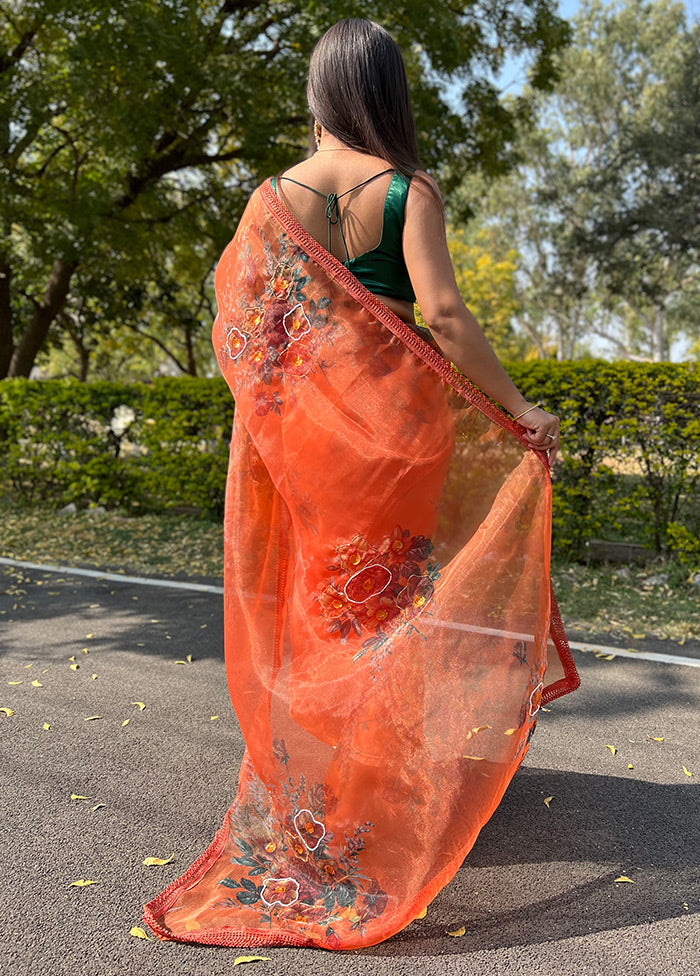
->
514;405;560;463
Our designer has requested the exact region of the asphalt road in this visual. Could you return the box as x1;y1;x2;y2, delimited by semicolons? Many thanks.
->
1;562;698;976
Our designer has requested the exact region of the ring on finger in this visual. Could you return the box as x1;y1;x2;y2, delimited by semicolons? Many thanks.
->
545;433;556;440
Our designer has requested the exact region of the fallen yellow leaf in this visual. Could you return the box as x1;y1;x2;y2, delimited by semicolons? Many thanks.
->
682;766;692;777
84;715;102;721
70;663;79;671
91;804;106;812
130;926;150;940
186;654;193;663
595;652;616;660
91;674;98;680
68;655;76;662
8;680;22;686
131;701;146;710
69;879;96;887
24;664;33;669
210;715;219;721
174;660;188;665
416;906;428;919
541;706;551;712
43;723;51;731
628;764;634;770
142;855;174;866
1;708;15;716
544;796;554;808
446;925;466;937
614;876;634;883
31;679;43;687
647;735;664;742
605;745;617;755
71;794;90;800
85;634;94;639
233;957;272;966
82;648;90;654
122;719;130;727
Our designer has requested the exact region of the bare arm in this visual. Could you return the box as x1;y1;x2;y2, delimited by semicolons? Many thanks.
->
403;174;560;460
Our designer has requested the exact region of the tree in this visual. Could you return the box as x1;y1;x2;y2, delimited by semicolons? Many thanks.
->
0;0;570;380
457;0;699;362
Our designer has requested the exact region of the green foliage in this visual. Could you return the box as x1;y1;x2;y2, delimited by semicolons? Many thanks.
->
507;360;700;555
0;377;233;515
2;365;699;562
1;0;570;380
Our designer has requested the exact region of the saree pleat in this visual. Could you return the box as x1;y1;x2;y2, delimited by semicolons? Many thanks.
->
143;179;579;950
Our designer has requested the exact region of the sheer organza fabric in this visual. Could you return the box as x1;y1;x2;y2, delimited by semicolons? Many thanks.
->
143;181;579;950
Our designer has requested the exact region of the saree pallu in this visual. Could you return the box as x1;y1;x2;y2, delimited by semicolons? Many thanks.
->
143;179;579;950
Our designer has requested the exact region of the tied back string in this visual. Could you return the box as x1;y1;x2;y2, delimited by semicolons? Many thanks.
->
279;169;393;263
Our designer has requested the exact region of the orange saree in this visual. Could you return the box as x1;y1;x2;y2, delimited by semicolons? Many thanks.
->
142;179;579;950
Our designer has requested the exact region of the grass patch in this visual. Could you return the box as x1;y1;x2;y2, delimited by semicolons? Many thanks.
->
1;499;696;642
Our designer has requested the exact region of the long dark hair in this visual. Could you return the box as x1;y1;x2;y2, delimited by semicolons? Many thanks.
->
307;19;421;178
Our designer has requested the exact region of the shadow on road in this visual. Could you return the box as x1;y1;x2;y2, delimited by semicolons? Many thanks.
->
365;765;698;956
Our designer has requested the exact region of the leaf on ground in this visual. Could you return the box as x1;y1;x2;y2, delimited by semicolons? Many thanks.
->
91;803;106;812
628;764;634;770
69;879;96;887
82;648;90;654
682;766;692;777
210;715;219;721
91;674;98;680
24;664;33;669
31;679;43;687
85;634;94;639
8;680;22;685
43;723;51;731
68;655;76;662
70;663;80;671
595;652;616;660
132;701;146;710
71;794;90;800
1;708;15;716
446;925;466;937
142;855;174;866
647;735;664;742
605;744;617;755
541;706;551;712
416;906;428;919
186;654;193;663
84;715;102;721
174;660;188;665
544;796;554;808
122;719;130;727
233;957;272;966
614;876;634;883
130;926;150;940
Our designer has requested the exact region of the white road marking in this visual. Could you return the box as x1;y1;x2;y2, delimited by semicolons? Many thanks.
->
1;556;698;668
0;557;224;594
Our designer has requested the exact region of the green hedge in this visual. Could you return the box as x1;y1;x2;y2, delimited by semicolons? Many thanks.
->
1;363;698;563
0;377;234;517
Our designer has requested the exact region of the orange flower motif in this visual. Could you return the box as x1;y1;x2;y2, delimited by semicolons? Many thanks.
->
283;303;311;340
293;809;326;851
225;326;249;361
265;842;277;854
280;345;312;377
344;563;392;604
244;306;265;332
260;876;299;908
317;584;350;619
362;597;400;629
336;535;377;573
271;269;294;300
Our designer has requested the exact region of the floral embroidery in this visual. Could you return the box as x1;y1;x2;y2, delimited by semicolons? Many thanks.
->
218;234;336;413
208;742;388;940
294;809;326;851
261;877;300;908
319;525;440;650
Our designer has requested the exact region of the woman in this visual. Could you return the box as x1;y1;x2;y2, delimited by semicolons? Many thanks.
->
144;18;579;950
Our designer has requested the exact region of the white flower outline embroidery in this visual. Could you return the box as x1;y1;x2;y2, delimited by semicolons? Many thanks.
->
283;303;311;341
343;563;392;605
293;808;326;851
260;876;300;908
529;681;544;718
225;326;249;361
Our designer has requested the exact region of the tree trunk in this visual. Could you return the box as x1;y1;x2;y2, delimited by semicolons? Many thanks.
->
652;308;667;361
8;259;77;377
0;253;13;377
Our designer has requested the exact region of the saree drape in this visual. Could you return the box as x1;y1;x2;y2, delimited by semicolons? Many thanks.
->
143;179;579;950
